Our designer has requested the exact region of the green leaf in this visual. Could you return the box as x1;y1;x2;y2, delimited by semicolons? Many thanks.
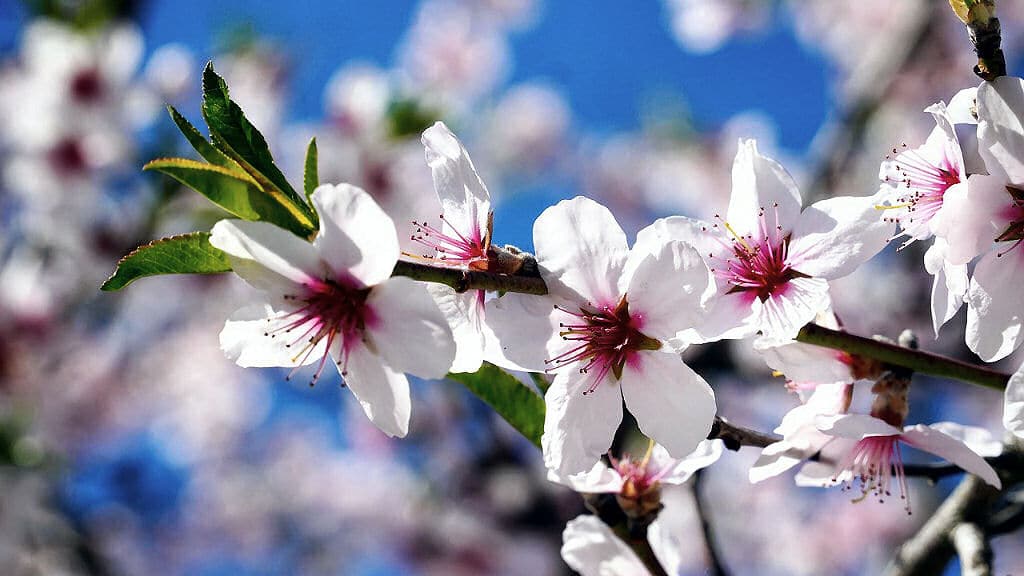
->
448;363;545;447
144;158;312;237
303;137;319;204
167;105;244;173
101;232;231;291
386;97;441;139
200;62;316;231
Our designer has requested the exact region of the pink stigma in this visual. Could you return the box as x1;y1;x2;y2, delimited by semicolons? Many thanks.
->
545;298;660;395
832;435;911;515
264;276;372;386
705;205;794;302
883;144;962;247
611;453;669;495
411;214;488;269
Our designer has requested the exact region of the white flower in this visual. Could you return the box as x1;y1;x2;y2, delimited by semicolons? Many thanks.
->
638;139;894;342
954;76;1024;361
485;196;717;476
795;414;1001;512
414;121;494;373
561;515;682;576
209;184;456;437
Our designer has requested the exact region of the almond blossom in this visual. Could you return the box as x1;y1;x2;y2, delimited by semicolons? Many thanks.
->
561;514;682;576
413;121;496;373
209;183;456;437
484;197;717;476
637;139;894;342
796;414;1001;513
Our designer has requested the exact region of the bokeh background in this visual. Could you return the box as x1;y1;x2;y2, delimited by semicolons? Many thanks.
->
1;0;1023;574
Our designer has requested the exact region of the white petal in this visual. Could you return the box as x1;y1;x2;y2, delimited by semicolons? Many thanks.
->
366;277;456;379
625;240;713;346
966;249;1024;362
794;460;838;487
924;240;967;336
542;370;623;476
654;439;723;485
210;218;321;286
931;175;1003;265
727;139;802;239
534;197;629;306
482;292;564;372
311;183;399;287
692;290;760;342
219;303;320;368
978;76;1024;184
750;439;819;484
901;425;1001;488
422;121;491;239
816;413;903;438
547;461;624;493
947;87;986;175
787;193;894;280
341;342;412;438
561;515;648;576
753;336;853;386
758;277;830;342
620;352;716;460
427;284;485;374
646;519;683;576
924;100;967;178
1005;364;1024;439
927;422;1003;457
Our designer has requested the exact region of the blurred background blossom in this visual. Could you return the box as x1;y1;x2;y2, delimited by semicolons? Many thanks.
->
0;0;1022;574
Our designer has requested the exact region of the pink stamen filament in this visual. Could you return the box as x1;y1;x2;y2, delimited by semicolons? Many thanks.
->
264;279;370;386
411;214;487;267
831;435;911;515
704;204;794;302
882;145;961;247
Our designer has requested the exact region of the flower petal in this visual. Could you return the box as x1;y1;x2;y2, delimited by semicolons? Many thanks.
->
754;337;853;386
422;121;491;239
901;425;1001;488
978;76;1024;184
547;461;624;493
220;303;321;368
341;341;412;437
787;193;894;280
561;515;648;576
427;284;485;374
620;352;716;460
931;174;1004;265
947;87;986;175
534;196;629;305
542;370;623;476
366;276;456;379
758;277;830;342
924;240;967;337
482;292;564;372
311;183;399;287
750;438;824;484
210;218;321;287
816;413;903;438
927;422;1003;457
625;239;713;347
727;139;802;239
693;290;760;342
1005;364;1024;439
966;249;1024;362
654;439;723;485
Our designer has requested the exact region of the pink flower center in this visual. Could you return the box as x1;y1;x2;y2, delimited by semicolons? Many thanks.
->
612;453;669;496
545;297;660;394
411;214;489;269
882;144;962;246
47;137;88;176
832;435;910;515
706;206;795;302
265;276;373;386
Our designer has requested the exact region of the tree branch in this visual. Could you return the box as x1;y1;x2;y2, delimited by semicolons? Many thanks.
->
951;523;992;576
392;259;548;295
708;417;780;451
796;324;1009;391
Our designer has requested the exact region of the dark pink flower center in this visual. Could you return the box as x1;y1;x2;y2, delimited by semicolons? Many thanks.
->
266;276;373;386
832;435;910;514
545;297;660;394
47;137;88;176
70;67;105;104
881;144;962;245
706;206;795;302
